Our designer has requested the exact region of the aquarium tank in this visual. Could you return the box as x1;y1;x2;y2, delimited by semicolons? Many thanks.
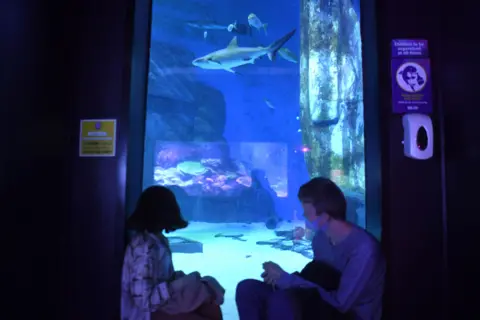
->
141;0;364;318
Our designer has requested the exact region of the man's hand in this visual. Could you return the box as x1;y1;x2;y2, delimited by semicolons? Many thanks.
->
262;261;287;285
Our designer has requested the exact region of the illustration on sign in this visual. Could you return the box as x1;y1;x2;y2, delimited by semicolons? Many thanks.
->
391;58;432;114
396;62;427;93
79;119;117;157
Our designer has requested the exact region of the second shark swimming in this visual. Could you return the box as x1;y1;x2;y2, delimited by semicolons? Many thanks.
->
192;29;296;74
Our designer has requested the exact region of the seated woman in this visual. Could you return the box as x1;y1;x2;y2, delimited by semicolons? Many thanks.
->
121;186;224;320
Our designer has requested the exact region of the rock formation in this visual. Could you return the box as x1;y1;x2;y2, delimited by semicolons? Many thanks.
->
143;41;227;188
299;0;364;193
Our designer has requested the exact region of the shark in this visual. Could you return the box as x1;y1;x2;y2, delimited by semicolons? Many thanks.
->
186;21;229;30
192;29;296;74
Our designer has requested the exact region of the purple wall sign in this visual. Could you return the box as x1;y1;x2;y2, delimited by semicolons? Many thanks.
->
391;39;432;114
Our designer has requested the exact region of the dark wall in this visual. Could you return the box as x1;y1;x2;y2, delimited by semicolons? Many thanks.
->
440;2;480;317
374;0;446;319
2;0;134;318
1;0;72;317
376;0;480;319
63;0;134;318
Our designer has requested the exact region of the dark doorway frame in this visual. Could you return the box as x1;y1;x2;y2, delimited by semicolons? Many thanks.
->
126;0;152;216
124;0;386;317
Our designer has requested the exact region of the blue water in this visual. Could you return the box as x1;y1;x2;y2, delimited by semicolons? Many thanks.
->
143;0;366;317
144;0;366;223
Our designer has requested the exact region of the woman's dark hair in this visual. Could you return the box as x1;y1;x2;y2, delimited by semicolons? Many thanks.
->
126;186;188;233
297;177;347;220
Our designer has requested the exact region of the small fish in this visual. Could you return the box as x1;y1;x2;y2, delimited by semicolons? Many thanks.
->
203;31;208;39
192;29;296;74
312;116;340;129
227;21;237;32
186;20;228;30
248;13;268;35
278;48;298;63
214;233;247;242
312;104;342;131
264;98;275;109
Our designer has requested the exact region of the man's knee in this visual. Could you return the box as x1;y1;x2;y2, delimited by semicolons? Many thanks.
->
236;279;264;301
266;289;301;316
266;289;293;305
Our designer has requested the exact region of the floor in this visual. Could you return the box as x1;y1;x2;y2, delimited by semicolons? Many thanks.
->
170;221;311;320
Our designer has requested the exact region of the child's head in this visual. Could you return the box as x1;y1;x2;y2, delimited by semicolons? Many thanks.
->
126;186;188;234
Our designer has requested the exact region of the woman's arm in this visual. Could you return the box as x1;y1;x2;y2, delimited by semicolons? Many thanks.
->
127;238;172;312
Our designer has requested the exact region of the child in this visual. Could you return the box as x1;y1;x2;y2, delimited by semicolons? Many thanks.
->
121;186;224;320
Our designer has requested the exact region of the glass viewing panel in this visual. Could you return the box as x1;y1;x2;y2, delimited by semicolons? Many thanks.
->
142;0;365;318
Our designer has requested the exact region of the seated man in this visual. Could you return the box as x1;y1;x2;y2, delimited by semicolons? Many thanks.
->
235;177;385;320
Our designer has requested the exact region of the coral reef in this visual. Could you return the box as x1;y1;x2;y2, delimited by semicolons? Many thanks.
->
153;158;250;197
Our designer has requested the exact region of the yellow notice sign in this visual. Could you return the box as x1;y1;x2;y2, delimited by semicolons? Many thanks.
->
79;119;117;157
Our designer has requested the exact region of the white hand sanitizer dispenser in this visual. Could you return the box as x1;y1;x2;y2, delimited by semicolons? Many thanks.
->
402;113;434;160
